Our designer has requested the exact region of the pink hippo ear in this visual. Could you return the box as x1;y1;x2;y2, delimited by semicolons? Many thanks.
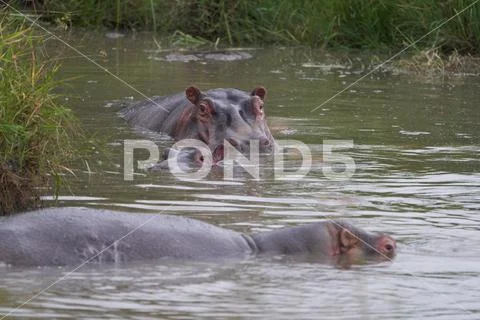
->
340;229;358;250
251;86;266;101
186;86;202;105
197;101;214;118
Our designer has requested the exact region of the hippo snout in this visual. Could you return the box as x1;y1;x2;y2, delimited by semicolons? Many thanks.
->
248;134;273;152
226;136;272;153
260;137;271;147
375;235;396;258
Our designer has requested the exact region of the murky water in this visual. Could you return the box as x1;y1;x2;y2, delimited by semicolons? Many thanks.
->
1;32;479;319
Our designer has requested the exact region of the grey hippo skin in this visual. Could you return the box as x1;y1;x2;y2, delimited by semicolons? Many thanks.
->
120;86;275;163
0;208;396;267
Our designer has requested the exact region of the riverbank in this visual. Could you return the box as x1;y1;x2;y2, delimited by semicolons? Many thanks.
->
0;16;77;215
13;0;480;54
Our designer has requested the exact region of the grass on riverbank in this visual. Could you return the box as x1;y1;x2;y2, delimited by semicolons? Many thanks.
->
0;15;77;215
13;0;480;54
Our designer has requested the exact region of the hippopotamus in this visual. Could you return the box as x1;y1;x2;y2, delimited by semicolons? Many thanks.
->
0;208;396;267
120;86;275;163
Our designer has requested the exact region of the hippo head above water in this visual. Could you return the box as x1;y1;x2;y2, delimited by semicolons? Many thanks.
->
329;220;396;265
121;86;275;163
183;86;274;162
251;220;396;266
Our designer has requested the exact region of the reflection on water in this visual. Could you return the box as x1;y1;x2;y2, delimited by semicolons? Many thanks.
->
1;32;479;319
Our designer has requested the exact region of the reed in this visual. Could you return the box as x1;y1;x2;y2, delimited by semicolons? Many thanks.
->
0;14;78;215
12;0;480;53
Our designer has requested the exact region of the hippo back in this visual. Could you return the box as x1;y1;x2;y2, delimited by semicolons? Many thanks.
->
120;92;187;133
0;207;253;267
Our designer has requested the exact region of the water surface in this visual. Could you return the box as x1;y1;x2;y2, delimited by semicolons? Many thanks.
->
1;32;479;319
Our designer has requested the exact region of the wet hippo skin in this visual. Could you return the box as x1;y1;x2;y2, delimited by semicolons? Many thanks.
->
0;208;396;267
120;86;275;163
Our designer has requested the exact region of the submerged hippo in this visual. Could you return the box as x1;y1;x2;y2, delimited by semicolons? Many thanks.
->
0;208;396;267
120;86;275;163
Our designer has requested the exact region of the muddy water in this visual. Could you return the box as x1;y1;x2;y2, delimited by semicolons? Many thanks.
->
1;32;479;319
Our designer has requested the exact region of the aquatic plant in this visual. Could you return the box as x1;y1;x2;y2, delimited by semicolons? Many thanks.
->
0;15;77;215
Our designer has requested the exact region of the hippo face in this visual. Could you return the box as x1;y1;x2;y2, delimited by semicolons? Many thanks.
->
184;86;275;162
332;222;396;265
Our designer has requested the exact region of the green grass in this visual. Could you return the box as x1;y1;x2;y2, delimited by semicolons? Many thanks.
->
12;0;480;53
0;15;78;215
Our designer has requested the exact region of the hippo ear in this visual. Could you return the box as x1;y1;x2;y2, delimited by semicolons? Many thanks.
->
251;86;266;101
340;229;358;249
186;86;202;105
197;101;215;118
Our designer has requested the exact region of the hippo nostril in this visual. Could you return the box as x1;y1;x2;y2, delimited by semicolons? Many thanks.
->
377;235;396;256
260;138;270;146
